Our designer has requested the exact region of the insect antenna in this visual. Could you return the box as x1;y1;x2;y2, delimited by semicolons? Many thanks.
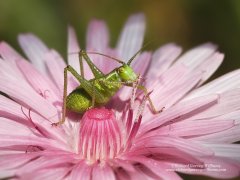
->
127;42;152;65
69;51;125;64
86;51;125;64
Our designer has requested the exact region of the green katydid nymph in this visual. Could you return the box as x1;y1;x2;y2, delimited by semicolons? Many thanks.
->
52;49;161;126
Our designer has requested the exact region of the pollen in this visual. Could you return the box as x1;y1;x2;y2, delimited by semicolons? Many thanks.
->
79;108;122;163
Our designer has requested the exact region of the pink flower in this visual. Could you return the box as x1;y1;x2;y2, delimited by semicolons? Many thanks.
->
0;14;240;179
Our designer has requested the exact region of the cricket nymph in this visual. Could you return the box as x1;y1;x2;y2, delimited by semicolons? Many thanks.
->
52;49;160;126
66;64;138;113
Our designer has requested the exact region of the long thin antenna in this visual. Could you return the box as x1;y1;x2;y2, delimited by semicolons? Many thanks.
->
87;52;125;64
69;51;125;65
127;42;152;65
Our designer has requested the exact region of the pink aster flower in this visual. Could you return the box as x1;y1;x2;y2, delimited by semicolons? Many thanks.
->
0;14;240;180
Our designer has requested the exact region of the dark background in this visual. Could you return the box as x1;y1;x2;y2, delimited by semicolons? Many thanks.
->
0;0;239;179
1;0;240;79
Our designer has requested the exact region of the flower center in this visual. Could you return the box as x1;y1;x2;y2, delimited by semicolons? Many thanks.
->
86;108;112;120
79;108;122;163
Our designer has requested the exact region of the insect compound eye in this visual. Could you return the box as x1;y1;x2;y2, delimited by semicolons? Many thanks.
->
118;67;124;74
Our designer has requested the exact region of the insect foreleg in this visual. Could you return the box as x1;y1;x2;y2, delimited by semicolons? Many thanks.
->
137;85;164;114
99;79;164;114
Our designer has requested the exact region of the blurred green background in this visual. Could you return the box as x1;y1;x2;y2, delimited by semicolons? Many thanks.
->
0;0;239;179
0;0;240;79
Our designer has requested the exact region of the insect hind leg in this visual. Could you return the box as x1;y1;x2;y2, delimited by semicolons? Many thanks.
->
52;65;105;126
79;50;104;78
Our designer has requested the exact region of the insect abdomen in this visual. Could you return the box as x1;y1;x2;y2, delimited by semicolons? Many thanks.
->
66;88;92;114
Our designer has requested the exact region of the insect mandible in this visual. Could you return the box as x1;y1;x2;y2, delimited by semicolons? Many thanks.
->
52;48;161;126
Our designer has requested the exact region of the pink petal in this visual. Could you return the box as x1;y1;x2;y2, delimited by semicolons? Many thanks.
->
19;167;70;180
191;110;240;143
139;63;191;115
146;63;188;89
0;153;40;170
149;70;203;110
18;33;49;74
68;26;94;80
127;156;182;180
86;20;109;51
144;63;188;99
114;169;131;180
0;41;23;63
92;164;116;180
196;52;224;85
0;117;35;136
157;119;235;137
0;95;67;142
67;26;80;74
112;159;135;172
45;49;66;91
0;57;27;81
127;167;160;180
86;21;118;76
134;136;214;157
16;155;75;174
125;146;203;166
0;52;27;84
217;109;240;124
69;161;92;180
117;13;145;61
0;77;58;121
178;157;240;179
132;52;151;75
17;59;60;101
0;134;68;151
173;43;223;86
189;89;240;119
0;170;15;179
147;43;182;79
139;94;218;134
185;69;240;100
202;144;240;161
175;43;217;68
192;125;240;143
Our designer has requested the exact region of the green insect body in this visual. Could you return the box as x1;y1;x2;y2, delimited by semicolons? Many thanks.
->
52;49;151;126
51;47;162;126
66;64;136;114
66;88;92;113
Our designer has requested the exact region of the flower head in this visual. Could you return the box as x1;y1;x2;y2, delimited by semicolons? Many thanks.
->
0;14;240;179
